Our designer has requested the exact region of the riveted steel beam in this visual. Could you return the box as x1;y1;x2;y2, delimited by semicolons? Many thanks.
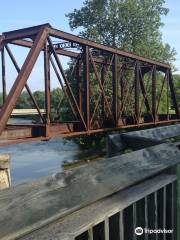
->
49;27;170;69
2;24;51;41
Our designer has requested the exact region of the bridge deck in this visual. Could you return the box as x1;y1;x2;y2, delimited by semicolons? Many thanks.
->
11;109;45;116
0;119;178;146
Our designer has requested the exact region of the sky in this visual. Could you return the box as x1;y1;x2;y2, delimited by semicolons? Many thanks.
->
161;0;180;73
0;0;179;91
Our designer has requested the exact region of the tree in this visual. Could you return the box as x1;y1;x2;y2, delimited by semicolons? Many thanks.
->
173;74;180;106
33;91;45;109
66;0;178;148
16;91;33;109
66;0;176;65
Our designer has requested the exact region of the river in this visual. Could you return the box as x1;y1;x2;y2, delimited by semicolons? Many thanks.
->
0;118;106;185
0;137;85;185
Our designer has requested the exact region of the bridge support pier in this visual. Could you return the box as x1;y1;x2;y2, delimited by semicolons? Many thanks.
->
0;154;11;190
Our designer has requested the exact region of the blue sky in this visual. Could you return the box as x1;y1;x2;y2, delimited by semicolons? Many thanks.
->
161;0;180;73
0;0;179;90
0;0;84;34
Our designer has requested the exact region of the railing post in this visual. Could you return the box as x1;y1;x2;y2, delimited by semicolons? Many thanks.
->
133;203;137;240
119;211;124;240
163;186;167;240
88;227;94;240
145;196;148;240
105;218;109;240
177;165;180;240
154;191;158;240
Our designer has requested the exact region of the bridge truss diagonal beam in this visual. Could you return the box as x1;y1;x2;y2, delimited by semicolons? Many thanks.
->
0;26;49;135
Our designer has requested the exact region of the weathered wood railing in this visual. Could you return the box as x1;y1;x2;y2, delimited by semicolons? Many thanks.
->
107;124;180;156
0;124;179;240
20;173;177;240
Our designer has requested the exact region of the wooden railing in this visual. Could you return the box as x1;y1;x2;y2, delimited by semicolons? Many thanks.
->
0;124;179;240
20;174;176;240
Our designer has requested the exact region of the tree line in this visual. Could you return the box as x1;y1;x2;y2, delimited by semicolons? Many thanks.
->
0;73;178;113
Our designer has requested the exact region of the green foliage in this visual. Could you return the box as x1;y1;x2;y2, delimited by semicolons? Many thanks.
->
51;88;63;110
66;0;178;149
173;74;180;106
66;0;176;65
72;133;106;150
1;87;75;122
15;88;64;120
51;88;75;121
16;91;33;109
33;91;45;109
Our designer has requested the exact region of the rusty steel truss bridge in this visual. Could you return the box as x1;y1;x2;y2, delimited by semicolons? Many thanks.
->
0;23;179;145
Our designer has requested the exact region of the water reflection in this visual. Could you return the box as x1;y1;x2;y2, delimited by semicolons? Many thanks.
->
0;137;80;185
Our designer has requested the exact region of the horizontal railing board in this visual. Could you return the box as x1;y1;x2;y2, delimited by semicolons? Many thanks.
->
0;143;179;240
121;135;163;150
123;124;180;140
20;174;177;240
107;124;180;156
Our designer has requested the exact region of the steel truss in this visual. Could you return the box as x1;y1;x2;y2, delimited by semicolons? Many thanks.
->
0;23;179;144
